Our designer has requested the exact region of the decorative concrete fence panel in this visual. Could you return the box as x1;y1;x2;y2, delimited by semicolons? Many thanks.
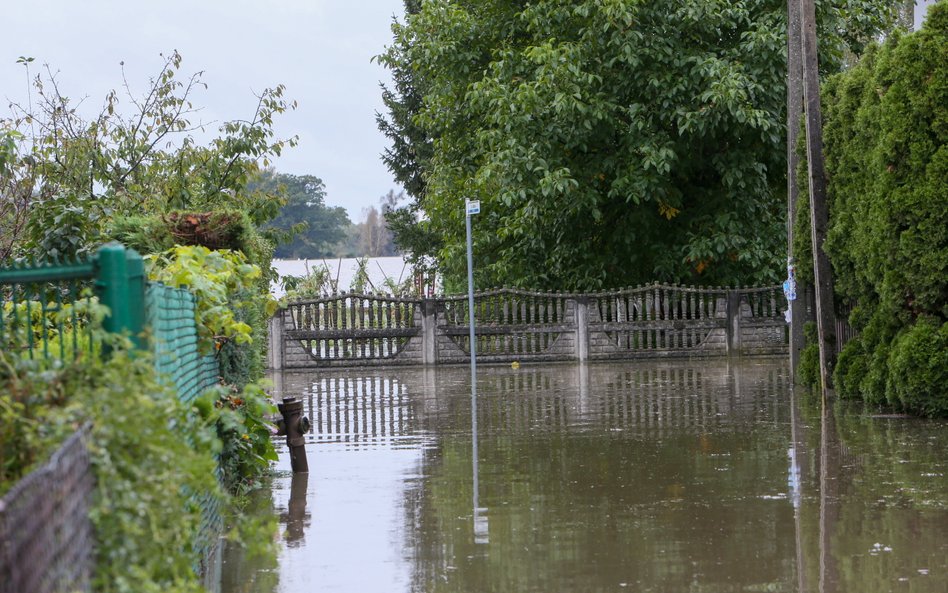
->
271;284;788;369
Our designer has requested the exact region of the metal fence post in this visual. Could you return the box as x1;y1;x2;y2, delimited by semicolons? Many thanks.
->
96;242;145;354
125;247;146;350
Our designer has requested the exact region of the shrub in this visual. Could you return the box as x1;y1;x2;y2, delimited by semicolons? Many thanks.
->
796;6;948;415
0;350;222;593
797;322;821;390
886;317;948;416
833;338;867;400
146;246;257;350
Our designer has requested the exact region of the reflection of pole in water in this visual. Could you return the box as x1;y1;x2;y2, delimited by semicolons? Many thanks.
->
789;384;808;593
819;399;840;593
283;472;310;547
578;362;589;418
470;366;489;545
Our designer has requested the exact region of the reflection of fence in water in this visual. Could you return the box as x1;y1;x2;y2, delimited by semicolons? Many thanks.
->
304;375;417;447
290;362;789;444
478;371;570;432
475;365;789;435
590;367;788;435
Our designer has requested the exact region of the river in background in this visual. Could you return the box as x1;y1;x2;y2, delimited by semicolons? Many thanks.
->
216;358;948;592
271;257;412;298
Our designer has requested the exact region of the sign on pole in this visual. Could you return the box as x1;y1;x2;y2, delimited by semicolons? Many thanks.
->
466;200;481;216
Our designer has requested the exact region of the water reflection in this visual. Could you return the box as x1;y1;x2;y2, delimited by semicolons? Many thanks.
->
281;473;310;547
221;359;948;593
471;366;488;546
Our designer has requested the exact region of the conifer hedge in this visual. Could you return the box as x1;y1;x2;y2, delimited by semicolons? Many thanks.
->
810;4;947;415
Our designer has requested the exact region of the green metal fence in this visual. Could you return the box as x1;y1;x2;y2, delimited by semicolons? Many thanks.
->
0;243;145;361
146;283;220;402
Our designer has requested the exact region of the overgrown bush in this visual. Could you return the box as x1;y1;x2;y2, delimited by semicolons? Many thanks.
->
885;317;948;416
797;322;821;390
1;349;222;593
199;383;279;493
796;6;947;415
145;245;277;388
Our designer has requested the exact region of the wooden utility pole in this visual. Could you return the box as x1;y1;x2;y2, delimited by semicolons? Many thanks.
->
787;0;806;380
799;0;837;398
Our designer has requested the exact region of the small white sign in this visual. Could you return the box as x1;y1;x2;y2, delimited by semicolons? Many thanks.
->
466;200;481;215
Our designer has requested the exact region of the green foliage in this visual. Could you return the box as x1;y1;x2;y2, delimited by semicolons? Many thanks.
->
249;171;351;258
833;338;868;400
24;193;113;260
0;294;104;357
797;322;821;389
112;209;273;269
1;51;296;261
0;350;224;593
885;317;948;416
146;246;258;350
377;0;900;291
805;6;948;416
376;0;431;205
113;208;278;389
282;264;339;300
109;215;177;255
146;245;276;388
195;383;278;494
0;355;69;491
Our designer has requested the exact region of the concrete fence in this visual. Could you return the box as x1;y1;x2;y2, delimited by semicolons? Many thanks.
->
269;284;788;369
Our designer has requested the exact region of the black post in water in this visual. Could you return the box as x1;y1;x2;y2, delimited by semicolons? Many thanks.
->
277;397;310;473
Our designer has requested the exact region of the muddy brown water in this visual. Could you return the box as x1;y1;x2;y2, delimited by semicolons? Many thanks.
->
215;358;948;593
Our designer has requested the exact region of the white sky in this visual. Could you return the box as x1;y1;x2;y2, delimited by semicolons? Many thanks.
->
0;0;406;222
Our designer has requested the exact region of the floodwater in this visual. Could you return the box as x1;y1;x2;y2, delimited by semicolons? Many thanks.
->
217;358;948;593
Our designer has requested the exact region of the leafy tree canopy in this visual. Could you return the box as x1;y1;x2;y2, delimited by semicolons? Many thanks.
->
377;0;901;291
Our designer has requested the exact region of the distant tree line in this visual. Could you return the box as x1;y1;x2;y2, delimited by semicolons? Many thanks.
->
251;170;400;259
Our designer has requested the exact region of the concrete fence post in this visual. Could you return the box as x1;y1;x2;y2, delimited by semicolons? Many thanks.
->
575;297;589;362
726;290;742;357
269;311;284;371
421;299;437;365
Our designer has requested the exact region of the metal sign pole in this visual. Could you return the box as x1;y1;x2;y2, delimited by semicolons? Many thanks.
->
465;199;480;379
465;198;487;543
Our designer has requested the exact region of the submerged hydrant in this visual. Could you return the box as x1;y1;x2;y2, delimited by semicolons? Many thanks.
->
276;398;310;473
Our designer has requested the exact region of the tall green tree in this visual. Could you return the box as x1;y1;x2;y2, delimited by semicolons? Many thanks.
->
377;0;901;291
250;171;351;258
